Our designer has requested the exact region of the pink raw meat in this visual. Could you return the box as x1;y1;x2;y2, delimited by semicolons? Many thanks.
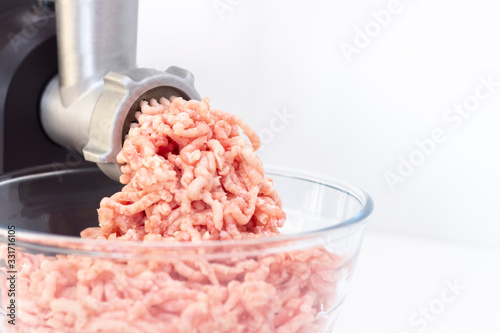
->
0;245;342;333
82;97;285;242
1;97;344;332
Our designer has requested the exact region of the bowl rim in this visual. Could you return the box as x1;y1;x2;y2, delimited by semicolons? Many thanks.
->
0;165;374;253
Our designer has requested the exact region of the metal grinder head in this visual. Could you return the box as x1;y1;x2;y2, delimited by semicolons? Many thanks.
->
83;67;200;181
37;0;201;181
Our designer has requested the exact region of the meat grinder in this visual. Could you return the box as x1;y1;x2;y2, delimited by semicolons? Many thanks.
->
0;0;201;181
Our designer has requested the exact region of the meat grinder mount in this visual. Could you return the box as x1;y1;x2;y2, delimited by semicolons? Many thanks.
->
39;0;201;181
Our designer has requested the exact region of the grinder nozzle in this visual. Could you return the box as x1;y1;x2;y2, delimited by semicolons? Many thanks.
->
83;67;201;182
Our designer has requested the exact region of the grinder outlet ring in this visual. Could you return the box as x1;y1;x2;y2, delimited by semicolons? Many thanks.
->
83;67;201;181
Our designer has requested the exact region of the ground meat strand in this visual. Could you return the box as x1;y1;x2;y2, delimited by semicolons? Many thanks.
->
82;97;285;242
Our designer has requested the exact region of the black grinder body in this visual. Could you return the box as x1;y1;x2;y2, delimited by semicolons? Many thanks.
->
0;0;75;175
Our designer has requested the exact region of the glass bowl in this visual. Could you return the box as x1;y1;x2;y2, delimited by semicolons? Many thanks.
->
0;165;373;333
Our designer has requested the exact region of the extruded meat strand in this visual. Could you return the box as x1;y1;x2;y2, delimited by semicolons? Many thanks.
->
82;97;285;242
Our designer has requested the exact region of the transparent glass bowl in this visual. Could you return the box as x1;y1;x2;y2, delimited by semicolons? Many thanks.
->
0;165;373;333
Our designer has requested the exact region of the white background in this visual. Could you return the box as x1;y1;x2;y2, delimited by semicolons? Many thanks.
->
137;1;500;332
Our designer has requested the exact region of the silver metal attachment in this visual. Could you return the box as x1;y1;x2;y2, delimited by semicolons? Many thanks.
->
55;0;138;107
83;67;201;181
41;0;201;181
